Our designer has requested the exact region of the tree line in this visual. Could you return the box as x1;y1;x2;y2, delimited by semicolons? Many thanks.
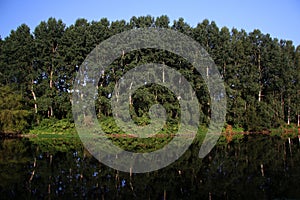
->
0;15;299;134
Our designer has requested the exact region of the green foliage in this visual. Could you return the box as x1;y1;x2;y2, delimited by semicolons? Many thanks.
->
98;117;124;134
270;124;299;138
0;15;299;138
232;125;244;133
243;101;274;131
30;118;76;135
0;86;32;134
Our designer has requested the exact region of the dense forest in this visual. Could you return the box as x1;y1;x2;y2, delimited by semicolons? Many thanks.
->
0;15;299;134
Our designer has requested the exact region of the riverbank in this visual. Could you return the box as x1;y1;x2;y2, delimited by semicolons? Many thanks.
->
1;120;299;157
2;118;299;146
220;124;300;143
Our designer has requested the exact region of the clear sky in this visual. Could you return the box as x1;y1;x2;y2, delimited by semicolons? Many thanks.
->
1;0;300;46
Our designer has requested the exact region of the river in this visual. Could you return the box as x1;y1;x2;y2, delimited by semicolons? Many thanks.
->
0;134;299;199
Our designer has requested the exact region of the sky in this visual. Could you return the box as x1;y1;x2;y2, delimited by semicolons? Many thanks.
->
0;0;300;46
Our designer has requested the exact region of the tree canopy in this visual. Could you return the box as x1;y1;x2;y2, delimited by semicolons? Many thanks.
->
0;15;299;134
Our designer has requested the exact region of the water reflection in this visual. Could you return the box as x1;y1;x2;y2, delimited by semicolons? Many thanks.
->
0;135;299;199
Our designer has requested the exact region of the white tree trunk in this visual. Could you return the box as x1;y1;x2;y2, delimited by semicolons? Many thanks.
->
206;66;209;78
258;53;262;102
129;82;133;105
162;65;165;83
287;98;291;125
31;80;38;114
49;68;53;117
258;89;262;102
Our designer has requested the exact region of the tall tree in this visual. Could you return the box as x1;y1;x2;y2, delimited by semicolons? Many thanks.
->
279;40;297;125
130;15;154;28
33;18;66;119
1;15;299;131
294;45;300;126
0;24;36;113
155;15;170;28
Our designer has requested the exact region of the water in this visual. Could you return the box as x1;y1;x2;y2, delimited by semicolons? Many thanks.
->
0;135;299;199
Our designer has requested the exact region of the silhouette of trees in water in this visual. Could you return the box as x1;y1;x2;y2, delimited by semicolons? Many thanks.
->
0;136;299;199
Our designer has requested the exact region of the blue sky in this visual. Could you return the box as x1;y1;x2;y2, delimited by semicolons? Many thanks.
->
1;0;300;46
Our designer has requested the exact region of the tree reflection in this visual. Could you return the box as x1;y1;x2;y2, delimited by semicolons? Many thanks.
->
0;135;299;199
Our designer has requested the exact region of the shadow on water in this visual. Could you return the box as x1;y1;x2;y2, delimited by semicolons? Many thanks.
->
0;134;300;199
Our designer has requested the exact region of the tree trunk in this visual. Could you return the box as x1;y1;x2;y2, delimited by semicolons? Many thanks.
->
287;97;291;125
50;70;53;89
206;66;209;78
49;45;55;118
129;82;133;105
48;67;54;117
162;65;165;83
48;106;53;117
31;79;38;114
115;82;119;103
260;163;264;177
258;52;262;102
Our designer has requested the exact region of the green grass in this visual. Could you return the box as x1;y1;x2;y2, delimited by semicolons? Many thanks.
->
26;118;299;153
29;118;77;135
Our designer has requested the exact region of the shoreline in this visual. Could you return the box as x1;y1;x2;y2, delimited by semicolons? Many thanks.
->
1;125;299;140
1;129;298;140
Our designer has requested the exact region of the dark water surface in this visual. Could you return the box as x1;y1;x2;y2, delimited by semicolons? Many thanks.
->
0;135;300;199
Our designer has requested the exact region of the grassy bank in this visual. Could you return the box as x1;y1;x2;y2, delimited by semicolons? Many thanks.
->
27;118;300;139
23;118;300;153
29;118;77;136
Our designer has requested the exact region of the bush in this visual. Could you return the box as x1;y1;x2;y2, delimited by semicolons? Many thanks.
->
31;118;75;134
0;86;32;134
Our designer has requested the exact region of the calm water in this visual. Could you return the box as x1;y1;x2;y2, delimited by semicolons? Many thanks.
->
0;135;300;199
